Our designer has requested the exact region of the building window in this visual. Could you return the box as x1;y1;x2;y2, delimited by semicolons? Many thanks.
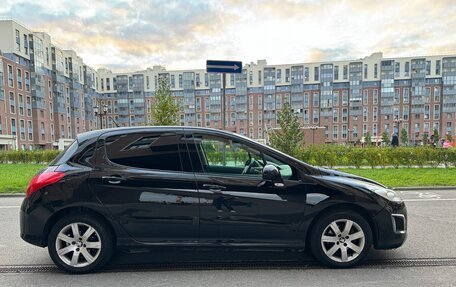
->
343;65;348;80
204;73;209;87
304;109;309;124
9;92;15;114
249;71;253;85
342;90;348;106
313;109;319;124
434;104;440;120
17;69;23;90
373;107;378;122
436;60;441;75
304;67;309;82
258;71;262;85
363;90;368;105
403;88;409;103
7;65;13;87
11;119;17;136
364;64;368;79
15;29;20;51
333;108;339;123
374;64;378;78
434;87;440;102
304;92;310;108
394;62;400;77
230;73;235;86
404;62;410;76
276;69;281;83
178;74;182;88
342;108;348;123
314;67;319;81
312;92;319;107
334;65;339;80
426;60;431;76
363;107;368;122
19;94;24;115
333;91;339;106
373;89;378;105
171;75;175;88
333;126;338;140
285;68;290;82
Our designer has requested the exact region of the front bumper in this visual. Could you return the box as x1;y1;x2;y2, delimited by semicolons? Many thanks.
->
373;201;407;249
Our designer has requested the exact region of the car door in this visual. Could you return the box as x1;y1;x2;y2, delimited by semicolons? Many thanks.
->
185;131;308;246
88;129;199;244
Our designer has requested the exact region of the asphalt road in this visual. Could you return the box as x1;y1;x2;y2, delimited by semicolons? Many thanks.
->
0;189;455;286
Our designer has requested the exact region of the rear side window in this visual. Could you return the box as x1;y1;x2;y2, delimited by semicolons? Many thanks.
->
105;132;183;171
49;140;78;166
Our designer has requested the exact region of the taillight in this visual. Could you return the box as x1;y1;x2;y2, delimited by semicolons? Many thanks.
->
26;171;65;198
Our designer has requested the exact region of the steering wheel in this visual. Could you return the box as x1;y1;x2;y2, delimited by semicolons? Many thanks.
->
242;158;255;174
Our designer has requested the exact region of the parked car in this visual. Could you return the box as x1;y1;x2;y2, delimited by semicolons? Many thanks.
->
20;127;407;273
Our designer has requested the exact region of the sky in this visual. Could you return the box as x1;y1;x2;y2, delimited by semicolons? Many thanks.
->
1;0;455;72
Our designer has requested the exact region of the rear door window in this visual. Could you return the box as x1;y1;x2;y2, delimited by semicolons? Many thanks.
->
105;132;183;171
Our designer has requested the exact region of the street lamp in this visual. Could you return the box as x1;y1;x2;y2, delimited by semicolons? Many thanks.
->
309;125;318;145
94;104;108;129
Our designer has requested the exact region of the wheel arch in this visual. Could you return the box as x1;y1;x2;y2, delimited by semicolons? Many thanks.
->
42;206;117;247
305;203;379;249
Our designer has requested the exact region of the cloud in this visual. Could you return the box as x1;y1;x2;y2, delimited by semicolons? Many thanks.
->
1;0;455;72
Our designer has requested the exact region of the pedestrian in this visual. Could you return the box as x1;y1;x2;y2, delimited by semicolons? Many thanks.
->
391;133;399;147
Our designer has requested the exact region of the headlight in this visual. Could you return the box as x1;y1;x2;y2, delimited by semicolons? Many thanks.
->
368;186;403;203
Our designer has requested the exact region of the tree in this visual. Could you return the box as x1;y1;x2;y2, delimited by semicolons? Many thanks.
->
381;131;390;146
269;103;305;156
364;132;372;146
422;133;429;145
150;76;180;126
433;128;439;143
400;128;408;145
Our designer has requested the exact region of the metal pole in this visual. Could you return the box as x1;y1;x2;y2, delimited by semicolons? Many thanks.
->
222;73;226;130
100;114;103;130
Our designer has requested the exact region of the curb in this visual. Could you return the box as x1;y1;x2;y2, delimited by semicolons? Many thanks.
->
393;186;456;191
0;193;25;197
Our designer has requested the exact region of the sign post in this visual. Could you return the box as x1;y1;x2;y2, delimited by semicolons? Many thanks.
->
206;60;242;130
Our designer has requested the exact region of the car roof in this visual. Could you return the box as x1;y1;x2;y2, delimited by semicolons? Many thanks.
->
76;126;241;143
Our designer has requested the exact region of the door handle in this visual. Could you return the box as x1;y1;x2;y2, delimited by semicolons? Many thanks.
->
102;176;126;185
203;184;226;191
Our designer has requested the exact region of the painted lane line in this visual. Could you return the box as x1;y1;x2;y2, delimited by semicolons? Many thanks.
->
404;198;456;202
0;206;20;209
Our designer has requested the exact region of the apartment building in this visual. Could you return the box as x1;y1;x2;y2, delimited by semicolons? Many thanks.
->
1;19;455;149
98;53;456;144
0;20;97;149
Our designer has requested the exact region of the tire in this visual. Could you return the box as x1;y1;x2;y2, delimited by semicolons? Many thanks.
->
48;213;114;274
310;210;372;268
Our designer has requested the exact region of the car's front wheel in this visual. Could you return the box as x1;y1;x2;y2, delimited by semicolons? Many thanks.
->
48;214;114;273
310;210;372;268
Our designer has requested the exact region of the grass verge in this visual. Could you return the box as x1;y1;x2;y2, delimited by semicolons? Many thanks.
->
339;168;456;188
0;164;46;193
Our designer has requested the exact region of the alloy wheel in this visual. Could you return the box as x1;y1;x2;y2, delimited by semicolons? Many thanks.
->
55;222;102;268
320;219;365;263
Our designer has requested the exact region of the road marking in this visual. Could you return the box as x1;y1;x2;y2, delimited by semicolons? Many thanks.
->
0;206;20;209
404;198;456;202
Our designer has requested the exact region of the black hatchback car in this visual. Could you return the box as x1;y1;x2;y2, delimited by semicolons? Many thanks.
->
20;127;407;273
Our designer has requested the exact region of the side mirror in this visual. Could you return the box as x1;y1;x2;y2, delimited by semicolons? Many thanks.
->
262;165;281;181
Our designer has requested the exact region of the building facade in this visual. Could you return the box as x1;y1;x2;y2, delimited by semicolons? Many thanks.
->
1;19;455;150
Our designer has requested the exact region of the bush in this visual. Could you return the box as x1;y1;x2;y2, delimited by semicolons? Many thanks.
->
292;145;454;168
0;150;60;164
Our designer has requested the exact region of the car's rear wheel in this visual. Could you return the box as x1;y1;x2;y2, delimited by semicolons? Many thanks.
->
48;214;114;273
310;210;372;268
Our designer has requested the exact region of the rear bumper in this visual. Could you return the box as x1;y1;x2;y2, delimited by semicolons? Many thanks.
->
20;196;48;247
373;201;407;249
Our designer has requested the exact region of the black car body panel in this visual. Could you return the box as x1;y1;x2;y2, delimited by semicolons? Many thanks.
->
20;126;407;253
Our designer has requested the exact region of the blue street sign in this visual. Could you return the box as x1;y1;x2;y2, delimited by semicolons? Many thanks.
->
206;60;242;73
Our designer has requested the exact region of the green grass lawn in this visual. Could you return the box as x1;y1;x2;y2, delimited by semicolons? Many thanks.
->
339;168;456;188
0;164;46;193
0;164;455;193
